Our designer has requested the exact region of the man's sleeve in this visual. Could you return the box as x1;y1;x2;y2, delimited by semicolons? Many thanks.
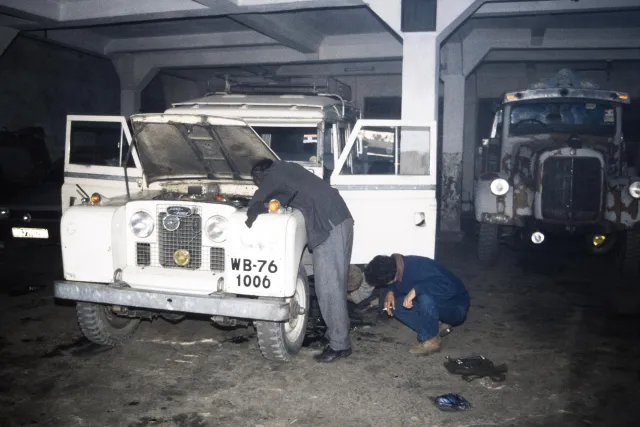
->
349;281;375;304
412;280;432;297
246;181;276;228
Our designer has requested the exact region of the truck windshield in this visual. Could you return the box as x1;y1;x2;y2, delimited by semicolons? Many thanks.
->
132;122;277;183
509;101;616;137
253;126;318;162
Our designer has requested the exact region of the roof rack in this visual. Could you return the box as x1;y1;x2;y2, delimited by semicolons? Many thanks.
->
206;75;353;102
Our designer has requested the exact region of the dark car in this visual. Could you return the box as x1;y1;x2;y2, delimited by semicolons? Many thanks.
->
0;127;62;249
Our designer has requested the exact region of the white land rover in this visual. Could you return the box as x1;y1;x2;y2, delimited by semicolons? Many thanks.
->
54;105;438;362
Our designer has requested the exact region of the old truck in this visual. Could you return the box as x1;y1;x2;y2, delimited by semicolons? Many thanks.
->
53;90;437;361
474;69;640;276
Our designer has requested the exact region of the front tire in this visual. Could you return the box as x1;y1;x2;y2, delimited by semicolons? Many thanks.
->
477;223;500;266
76;303;140;346
255;266;310;362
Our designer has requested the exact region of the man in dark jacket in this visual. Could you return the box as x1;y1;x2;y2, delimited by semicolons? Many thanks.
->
364;254;470;356
246;158;354;363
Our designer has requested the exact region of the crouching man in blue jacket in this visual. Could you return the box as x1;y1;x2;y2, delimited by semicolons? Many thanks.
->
364;254;470;356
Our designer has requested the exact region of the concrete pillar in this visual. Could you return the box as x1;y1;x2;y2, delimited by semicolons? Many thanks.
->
462;73;478;213
0;26;18;57
113;55;157;116
439;41;465;233
120;89;141;118
441;73;465;232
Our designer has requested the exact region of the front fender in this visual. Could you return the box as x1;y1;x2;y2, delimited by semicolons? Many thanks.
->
474;173;516;225
605;177;640;227
225;209;306;298
60;204;127;283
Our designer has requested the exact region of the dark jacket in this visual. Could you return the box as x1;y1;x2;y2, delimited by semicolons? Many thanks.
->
390;256;470;307
245;161;352;249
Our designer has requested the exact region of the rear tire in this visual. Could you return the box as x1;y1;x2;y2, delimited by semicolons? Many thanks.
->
477;223;500;266
255;266;310;362
619;229;640;279
76;303;140;346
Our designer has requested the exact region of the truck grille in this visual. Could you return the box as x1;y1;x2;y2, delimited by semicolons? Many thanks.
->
541;156;602;222
157;212;202;270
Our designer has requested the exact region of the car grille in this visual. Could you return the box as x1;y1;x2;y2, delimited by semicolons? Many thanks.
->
157;211;202;270
541;156;602;222
210;247;225;271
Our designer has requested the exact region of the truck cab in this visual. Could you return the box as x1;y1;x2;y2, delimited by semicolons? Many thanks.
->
474;69;640;276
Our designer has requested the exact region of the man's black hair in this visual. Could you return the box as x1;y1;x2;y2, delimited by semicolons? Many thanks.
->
364;255;397;287
251;158;274;185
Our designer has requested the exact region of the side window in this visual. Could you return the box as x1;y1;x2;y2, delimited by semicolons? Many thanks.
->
69;122;135;168
253;126;317;163
340;126;430;175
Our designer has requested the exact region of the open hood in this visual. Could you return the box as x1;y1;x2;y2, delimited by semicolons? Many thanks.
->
129;114;278;184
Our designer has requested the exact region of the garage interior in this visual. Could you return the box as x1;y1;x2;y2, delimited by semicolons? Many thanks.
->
1;1;640;426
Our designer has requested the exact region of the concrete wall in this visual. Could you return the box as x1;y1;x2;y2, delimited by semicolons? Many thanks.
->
339;74;402;111
0;36;120;160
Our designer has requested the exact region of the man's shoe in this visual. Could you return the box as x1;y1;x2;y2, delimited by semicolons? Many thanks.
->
409;335;441;356
313;346;352;363
439;322;452;337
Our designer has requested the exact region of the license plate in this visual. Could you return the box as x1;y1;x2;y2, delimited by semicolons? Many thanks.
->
12;228;49;239
230;258;278;289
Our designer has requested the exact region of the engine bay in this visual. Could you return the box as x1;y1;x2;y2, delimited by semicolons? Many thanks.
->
152;182;252;208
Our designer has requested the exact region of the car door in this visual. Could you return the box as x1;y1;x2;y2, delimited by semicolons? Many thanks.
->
62;115;142;213
330;119;437;264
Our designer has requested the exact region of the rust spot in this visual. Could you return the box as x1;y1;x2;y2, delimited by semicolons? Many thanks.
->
514;185;529;210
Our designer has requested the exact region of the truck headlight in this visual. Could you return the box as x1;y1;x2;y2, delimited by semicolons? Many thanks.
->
205;215;228;242
0;208;8;219
130;211;154;238
490;178;510;196
629;181;640;199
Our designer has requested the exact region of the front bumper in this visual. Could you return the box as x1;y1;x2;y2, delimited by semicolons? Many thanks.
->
54;281;291;322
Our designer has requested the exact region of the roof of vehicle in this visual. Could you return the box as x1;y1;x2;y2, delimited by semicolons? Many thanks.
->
171;93;352;109
166;93;359;126
503;88;630;105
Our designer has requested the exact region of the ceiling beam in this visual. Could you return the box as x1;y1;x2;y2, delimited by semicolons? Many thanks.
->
104;31;278;55
120;32;402;71
474;0;640;18
484;48;640;63
23;29;110;56
231;13;323;53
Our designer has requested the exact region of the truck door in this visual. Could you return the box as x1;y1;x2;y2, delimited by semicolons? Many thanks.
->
62;115;141;213
330;120;437;264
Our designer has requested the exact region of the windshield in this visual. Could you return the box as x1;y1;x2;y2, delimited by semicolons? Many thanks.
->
132;121;277;183
253;126;318;162
509;101;616;137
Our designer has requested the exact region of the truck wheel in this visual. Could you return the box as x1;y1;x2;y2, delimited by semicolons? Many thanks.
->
255;266;310;362
619;229;640;278
477;223;500;266
76;302;140;346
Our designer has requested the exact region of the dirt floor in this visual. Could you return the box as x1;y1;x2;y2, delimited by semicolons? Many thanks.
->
1;240;639;427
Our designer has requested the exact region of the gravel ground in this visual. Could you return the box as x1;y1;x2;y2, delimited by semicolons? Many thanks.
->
1;240;639;427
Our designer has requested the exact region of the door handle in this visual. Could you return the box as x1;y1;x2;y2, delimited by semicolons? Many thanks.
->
414;212;426;227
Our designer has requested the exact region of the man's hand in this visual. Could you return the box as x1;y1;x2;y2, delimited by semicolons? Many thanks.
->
403;288;416;309
384;291;395;317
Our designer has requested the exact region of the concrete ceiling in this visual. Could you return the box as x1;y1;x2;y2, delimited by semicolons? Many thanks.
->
1;0;640;88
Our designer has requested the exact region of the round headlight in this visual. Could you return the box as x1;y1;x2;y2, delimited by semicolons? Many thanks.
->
490;178;510;196
130;211;154;238
629;181;640;199
205;215;228;242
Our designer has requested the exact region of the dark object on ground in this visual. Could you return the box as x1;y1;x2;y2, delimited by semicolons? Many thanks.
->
444;355;508;382
432;393;471;412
